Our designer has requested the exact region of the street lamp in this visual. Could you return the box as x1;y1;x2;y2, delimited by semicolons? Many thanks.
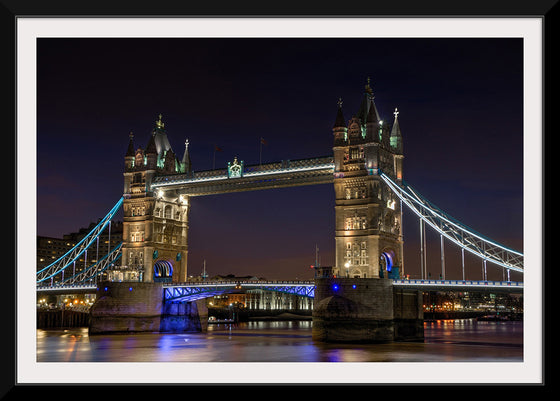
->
344;262;350;277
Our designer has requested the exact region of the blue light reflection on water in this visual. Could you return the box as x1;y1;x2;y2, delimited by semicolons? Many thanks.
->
36;319;523;363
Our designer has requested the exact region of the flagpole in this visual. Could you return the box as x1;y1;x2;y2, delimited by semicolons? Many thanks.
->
213;146;216;170
259;138;262;165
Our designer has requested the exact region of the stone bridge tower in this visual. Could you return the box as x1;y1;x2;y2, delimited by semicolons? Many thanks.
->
122;114;191;283
332;80;404;280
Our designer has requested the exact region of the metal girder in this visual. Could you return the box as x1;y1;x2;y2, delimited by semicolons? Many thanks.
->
163;281;316;303
255;284;315;298
380;172;523;273
164;284;239;302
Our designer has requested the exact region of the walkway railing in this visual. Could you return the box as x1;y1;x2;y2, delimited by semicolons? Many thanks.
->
392;278;523;292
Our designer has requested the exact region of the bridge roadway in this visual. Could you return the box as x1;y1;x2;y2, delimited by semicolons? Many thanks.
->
36;279;523;299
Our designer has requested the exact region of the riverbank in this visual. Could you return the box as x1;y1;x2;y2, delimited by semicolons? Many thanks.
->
424;311;522;321
36;308;90;329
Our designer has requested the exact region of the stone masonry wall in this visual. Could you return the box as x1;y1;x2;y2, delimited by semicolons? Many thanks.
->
89;281;164;334
312;278;424;343
312;278;395;343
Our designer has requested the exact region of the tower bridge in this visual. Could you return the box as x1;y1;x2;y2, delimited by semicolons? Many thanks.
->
37;80;524;342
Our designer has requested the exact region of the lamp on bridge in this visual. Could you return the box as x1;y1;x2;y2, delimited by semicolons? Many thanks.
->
344;262;350;278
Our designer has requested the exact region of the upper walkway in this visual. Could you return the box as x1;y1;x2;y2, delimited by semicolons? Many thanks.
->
150;156;335;196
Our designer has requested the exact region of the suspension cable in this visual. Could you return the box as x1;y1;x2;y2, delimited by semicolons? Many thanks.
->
379;172;523;273
36;197;123;283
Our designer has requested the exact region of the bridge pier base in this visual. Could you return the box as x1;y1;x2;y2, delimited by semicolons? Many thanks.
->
312;278;423;343
89;282;164;334
89;282;208;334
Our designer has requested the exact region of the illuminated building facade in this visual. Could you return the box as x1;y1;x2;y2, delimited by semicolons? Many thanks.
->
122;114;191;283
332;80;404;279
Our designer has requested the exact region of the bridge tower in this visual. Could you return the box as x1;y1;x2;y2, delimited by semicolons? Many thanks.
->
122;114;191;283
332;79;404;280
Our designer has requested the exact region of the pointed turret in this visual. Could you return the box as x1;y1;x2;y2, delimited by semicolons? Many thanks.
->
333;98;346;128
355;93;369;124
366;97;381;143
333;98;348;146
355;77;378;124
125;131;135;170
144;120;158;170
126;131;135;157
145;132;157;155
182;138;192;174
366;97;381;124
390;108;403;154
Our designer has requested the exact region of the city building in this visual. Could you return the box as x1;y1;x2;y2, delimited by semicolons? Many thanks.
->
37;221;123;284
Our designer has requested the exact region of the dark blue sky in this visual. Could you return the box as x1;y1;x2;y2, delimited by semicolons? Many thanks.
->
36;37;524;281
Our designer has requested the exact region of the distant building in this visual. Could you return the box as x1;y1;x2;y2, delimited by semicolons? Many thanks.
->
37;221;123;283
210;274;262;282
36;236;76;271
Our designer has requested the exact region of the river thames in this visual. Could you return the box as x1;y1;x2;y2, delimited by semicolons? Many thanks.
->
24;318;538;384
36;319;522;363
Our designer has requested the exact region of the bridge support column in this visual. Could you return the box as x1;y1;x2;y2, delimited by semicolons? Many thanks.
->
160;299;208;332
312;278;423;343
89;281;208;334
89;281;164;334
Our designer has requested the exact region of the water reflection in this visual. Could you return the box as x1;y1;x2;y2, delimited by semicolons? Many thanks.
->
36;320;523;363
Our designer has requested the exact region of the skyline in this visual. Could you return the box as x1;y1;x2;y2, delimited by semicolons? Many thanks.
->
36;37;525;281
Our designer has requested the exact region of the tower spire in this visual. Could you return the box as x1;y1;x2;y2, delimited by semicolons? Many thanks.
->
126;131;135;157
390;107;403;154
356;77;378;125
182;138;192;173
365;76;373;95
333;97;346;128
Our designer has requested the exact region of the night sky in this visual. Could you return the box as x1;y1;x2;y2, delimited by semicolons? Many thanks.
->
36;37;524;281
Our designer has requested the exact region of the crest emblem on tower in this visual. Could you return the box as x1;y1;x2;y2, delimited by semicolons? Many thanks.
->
227;157;244;178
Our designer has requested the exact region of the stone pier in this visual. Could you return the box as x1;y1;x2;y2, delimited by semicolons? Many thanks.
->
312;278;423;343
89;281;207;334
